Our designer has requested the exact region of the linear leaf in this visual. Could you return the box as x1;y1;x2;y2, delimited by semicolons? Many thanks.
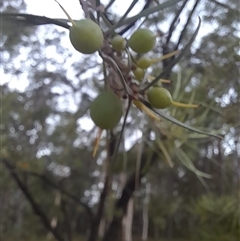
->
176;148;212;178
156;138;174;167
138;98;223;139
143;16;201;90
115;0;184;29
1;13;70;29
109;0;139;32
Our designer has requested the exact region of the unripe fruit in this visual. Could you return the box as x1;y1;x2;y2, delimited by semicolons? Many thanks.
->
90;91;123;129
133;67;145;81
128;29;156;53
147;87;199;109
136;56;152;69
111;35;126;52
70;19;104;54
147;87;172;109
54;1;104;54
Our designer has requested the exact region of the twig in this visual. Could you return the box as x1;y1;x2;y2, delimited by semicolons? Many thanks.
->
1;13;70;29
175;0;200;50
142;16;201;90
165;0;189;44
2;159;65;241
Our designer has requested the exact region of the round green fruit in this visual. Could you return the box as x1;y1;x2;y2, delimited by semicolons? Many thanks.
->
136;56;152;69
111;35;126;52
147;87;173;109
133;67;145;81
128;29;156;54
90;91;123;129
69;19;104;54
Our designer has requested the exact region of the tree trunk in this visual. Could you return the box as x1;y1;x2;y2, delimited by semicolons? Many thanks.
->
88;175;109;241
142;183;151;241
98;218;105;238
154;221;159;240
123;197;134;241
102;151;158;241
47;191;61;240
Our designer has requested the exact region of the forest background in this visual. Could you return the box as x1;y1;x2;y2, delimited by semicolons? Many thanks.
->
1;0;239;241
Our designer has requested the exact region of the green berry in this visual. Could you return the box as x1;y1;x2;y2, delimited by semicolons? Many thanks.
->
128;29;156;54
90;91;123;129
147;87;173;109
69;19;103;54
133;68;145;81
111;35;126;52
137;56;152;69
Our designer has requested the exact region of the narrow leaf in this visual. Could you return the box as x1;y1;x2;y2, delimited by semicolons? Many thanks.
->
109;0;139;33
138;97;223;139
1;13;70;29
115;0;184;30
176;148;212;178
156;138;174;167
143;16;201;90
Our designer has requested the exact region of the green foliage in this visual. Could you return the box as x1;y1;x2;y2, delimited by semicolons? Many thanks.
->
187;195;240;241
1;0;239;241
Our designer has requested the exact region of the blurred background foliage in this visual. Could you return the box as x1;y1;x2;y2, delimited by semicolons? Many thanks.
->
1;0;239;241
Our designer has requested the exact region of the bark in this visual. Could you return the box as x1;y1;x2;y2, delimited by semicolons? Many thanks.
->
60;200;72;241
101;172;143;241
88;130;116;241
88;175;109;241
123;197;134;241
101;151;158;241
154;222;159;240
47;191;62;240
98;218;105;238
142;183;151;241
217;140;223;195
